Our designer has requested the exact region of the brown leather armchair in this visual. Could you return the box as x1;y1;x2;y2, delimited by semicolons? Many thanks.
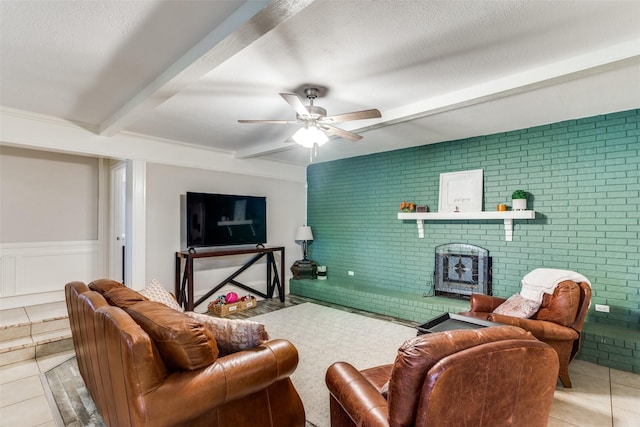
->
326;326;558;427
459;279;591;388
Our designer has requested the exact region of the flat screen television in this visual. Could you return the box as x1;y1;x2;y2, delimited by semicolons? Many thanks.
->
186;192;267;248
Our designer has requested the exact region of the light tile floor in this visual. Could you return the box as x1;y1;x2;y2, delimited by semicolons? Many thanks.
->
3;349;639;426
0;349;74;427
1;296;639;427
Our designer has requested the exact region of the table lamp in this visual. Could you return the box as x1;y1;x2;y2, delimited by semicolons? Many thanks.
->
295;225;314;260
291;225;317;279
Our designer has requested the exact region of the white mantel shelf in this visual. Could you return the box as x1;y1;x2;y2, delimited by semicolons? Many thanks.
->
397;210;536;241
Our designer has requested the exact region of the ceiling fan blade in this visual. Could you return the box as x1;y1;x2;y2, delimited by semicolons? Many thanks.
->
322;109;381;123
238;119;299;124
322;124;363;141
280;93;310;117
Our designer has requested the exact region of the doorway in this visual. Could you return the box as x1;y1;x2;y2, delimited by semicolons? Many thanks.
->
110;163;126;283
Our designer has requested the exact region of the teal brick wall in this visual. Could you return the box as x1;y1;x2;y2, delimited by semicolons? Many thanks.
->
307;109;639;329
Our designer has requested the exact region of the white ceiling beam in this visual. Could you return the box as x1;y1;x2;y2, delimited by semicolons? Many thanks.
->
236;38;640;159
376;39;640;128
1;107;306;182
98;0;316;136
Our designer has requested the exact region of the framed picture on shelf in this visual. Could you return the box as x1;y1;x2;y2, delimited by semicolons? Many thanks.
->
438;169;483;212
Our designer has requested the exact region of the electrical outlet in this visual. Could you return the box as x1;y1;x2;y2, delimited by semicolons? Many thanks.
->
595;304;610;313
348;271;355;276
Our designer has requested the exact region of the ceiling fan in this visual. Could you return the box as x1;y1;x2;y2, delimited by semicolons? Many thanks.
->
238;86;381;150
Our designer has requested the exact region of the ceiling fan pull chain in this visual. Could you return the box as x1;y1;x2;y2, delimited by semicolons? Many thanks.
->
308;142;318;163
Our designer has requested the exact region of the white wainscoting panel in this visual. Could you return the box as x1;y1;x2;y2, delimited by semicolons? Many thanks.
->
0;240;101;309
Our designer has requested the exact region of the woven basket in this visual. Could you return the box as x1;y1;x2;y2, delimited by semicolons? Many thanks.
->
208;297;257;317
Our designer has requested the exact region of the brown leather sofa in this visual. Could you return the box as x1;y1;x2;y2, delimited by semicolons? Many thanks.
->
65;280;305;427
459;280;591;387
326;326;558;427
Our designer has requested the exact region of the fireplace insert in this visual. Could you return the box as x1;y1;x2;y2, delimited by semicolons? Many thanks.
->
434;243;491;298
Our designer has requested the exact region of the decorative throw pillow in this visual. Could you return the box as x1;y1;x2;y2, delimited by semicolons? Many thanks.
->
185;312;269;356
139;279;183;312
493;294;541;319
126;300;218;371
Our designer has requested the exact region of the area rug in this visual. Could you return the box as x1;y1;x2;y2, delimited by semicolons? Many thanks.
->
43;302;417;427
42;356;104;427
251;303;417;426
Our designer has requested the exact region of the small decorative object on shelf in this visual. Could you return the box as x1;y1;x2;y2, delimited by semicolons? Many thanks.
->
400;202;416;212
416;205;429;212
497;203;507;211
511;190;528;211
207;293;257;317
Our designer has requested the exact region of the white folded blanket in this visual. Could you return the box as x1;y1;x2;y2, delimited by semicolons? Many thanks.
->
520;268;591;303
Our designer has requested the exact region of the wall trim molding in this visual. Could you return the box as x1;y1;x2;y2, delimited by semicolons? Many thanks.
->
0;107;306;183
1;240;101;309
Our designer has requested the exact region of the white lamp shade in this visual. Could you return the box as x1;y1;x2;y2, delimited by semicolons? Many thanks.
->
292;127;329;148
295;225;314;241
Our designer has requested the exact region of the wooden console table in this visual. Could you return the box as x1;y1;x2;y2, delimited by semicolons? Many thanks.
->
175;246;285;311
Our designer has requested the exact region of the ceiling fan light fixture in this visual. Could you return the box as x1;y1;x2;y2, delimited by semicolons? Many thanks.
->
238;87;380;152
292;126;329;148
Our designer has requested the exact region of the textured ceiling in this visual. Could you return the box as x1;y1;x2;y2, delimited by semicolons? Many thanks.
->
1;0;639;166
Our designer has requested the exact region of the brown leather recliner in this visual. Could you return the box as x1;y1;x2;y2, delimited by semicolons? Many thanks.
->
326;326;558;427
65;281;305;427
459;280;591;388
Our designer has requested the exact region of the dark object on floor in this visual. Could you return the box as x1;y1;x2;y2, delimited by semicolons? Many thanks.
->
416;312;501;335
291;259;318;279
326;326;558;427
